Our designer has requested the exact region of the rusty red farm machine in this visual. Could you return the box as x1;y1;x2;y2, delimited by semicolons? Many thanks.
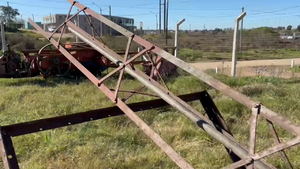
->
1;1;300;169
0;40;175;80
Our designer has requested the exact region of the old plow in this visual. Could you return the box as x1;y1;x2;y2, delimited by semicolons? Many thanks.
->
1;0;300;169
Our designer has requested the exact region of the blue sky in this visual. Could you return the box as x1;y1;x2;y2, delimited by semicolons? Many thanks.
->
2;0;300;30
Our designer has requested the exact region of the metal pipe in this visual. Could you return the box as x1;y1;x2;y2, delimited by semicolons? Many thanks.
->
67;25;271;169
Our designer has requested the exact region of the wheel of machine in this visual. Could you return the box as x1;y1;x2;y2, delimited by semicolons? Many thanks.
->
37;43;72;78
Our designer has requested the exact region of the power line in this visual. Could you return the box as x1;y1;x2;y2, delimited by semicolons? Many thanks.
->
1;0;241;11
183;5;300;20
0;0;66;9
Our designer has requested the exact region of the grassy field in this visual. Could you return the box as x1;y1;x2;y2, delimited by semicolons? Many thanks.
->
178;48;300;62
1;28;300;63
0;70;300;169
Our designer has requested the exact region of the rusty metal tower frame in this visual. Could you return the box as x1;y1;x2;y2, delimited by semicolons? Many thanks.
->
1;1;300;168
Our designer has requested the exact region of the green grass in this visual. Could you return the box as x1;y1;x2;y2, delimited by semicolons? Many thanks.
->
178;48;300;62
288;66;300;73
18;30;45;39
0;71;300;168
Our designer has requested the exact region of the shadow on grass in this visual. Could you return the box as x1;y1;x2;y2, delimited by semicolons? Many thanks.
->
0;77;75;87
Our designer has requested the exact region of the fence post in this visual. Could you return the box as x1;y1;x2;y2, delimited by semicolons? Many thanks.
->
231;12;246;77
174;19;185;58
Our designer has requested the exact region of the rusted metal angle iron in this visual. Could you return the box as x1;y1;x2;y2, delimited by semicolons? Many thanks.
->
2;92;201;137
0;128;19;169
66;21;273;169
223;136;300;169
267;120;294;169
247;106;260;169
28;18;195;169
67;0;300;136
198;91;245;168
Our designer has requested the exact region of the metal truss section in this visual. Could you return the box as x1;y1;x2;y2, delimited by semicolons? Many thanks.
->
22;0;300;168
65;0;300;137
1;0;298;168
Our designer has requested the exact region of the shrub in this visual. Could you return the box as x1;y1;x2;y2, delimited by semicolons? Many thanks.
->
0;32;49;51
178;48;203;61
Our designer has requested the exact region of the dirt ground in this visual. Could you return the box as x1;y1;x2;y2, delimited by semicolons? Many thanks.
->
189;58;300;78
213;65;300;78
189;58;300;70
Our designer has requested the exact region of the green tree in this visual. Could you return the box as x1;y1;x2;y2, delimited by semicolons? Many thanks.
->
297;25;300;32
287;25;292;30
0;6;20;24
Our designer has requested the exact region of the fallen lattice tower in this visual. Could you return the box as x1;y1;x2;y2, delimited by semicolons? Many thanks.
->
1;1;300;169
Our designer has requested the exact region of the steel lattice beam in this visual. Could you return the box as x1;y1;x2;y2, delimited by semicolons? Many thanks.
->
66;19;274;169
66;0;300;137
17;0;300;168
28;18;196;169
28;17;274;169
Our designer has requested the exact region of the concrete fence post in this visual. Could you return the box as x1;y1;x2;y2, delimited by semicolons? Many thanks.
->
231;12;246;77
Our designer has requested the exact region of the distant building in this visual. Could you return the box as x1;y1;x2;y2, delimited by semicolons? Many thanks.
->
280;32;300;40
42;14;135;36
